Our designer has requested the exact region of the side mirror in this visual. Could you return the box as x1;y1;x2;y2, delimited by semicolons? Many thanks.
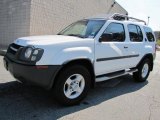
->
99;33;113;42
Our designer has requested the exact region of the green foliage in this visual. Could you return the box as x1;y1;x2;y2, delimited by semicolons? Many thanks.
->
157;40;160;46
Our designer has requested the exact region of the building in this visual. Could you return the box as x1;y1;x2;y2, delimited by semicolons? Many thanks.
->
154;31;160;40
0;0;127;50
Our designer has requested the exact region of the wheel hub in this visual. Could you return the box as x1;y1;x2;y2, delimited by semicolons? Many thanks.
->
64;74;85;99
71;82;79;91
141;63;149;78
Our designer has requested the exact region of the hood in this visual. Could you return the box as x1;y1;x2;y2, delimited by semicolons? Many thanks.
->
14;35;90;46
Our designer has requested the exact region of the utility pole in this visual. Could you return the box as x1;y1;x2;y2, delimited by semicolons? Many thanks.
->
147;16;150;25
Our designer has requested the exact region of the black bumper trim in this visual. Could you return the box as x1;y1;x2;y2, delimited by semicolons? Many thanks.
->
4;57;62;89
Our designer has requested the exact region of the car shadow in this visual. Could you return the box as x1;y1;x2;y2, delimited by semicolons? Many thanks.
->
0;75;148;120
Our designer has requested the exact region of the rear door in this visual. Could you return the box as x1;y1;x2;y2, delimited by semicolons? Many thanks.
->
125;24;145;67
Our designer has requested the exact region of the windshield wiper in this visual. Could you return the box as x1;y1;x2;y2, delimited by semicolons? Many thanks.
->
67;34;85;38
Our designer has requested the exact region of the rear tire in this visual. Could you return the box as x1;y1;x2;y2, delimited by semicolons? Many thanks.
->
52;65;91;106
133;59;151;82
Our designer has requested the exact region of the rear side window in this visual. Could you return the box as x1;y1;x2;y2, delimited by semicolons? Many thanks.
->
128;24;143;42
143;27;155;42
101;23;125;42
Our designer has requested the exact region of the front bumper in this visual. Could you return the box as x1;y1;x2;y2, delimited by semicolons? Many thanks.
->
3;57;61;89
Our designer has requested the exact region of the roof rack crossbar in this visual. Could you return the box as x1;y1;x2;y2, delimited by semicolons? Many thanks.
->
110;13;147;25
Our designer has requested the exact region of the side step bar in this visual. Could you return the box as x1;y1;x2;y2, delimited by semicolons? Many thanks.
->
95;68;138;82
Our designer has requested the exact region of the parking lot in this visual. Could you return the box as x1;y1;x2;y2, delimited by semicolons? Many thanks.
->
0;52;160;120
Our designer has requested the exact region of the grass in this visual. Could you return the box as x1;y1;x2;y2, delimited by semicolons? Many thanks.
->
157;39;160;46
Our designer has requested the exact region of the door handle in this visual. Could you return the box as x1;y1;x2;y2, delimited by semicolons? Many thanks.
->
124;46;128;49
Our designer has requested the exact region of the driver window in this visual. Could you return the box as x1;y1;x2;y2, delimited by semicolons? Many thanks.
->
100;23;125;42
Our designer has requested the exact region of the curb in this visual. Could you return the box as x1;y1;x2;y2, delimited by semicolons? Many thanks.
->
0;50;7;56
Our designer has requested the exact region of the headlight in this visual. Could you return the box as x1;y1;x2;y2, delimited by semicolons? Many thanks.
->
19;46;44;62
25;47;33;59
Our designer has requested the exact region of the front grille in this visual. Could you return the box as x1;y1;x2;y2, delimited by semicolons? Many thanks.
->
6;44;36;65
7;43;23;56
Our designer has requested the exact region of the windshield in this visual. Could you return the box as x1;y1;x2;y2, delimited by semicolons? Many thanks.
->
58;20;105;38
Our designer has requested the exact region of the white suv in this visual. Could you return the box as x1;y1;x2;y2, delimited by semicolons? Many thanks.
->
4;13;156;105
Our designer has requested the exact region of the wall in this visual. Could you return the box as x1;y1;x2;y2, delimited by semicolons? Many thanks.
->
0;0;127;50
154;31;160;40
0;0;31;50
30;0;127;35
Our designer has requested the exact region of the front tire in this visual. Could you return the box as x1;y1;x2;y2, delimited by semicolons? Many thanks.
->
133;59;151;82
53;65;91;106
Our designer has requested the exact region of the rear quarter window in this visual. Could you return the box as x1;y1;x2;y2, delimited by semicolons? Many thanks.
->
143;27;155;42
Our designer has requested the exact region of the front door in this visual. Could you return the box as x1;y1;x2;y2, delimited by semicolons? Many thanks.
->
94;22;130;76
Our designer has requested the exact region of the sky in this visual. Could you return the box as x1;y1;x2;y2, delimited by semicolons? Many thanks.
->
116;0;160;31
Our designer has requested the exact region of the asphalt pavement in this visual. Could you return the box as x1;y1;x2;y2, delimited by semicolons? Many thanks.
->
0;52;160;120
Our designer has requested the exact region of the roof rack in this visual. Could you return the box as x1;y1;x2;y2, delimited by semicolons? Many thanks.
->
110;13;147;25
